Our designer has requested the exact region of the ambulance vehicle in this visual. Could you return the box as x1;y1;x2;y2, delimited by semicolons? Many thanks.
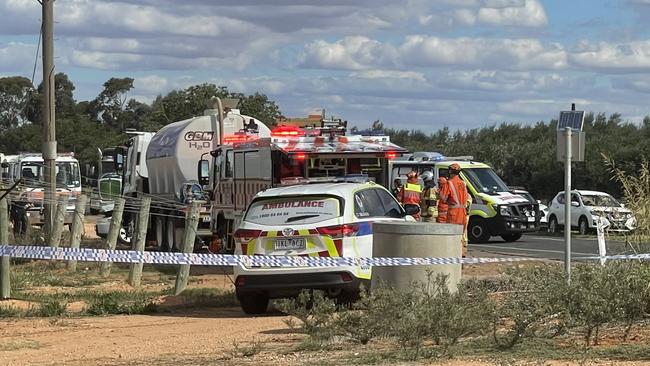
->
232;181;418;314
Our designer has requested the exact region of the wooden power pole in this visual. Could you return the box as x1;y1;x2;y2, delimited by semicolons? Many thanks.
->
42;0;57;237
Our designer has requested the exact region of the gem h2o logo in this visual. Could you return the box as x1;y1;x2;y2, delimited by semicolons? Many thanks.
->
184;131;214;150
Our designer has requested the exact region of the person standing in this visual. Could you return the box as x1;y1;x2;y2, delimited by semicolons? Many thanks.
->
436;177;449;224
420;171;438;222
398;171;422;221
439;164;469;256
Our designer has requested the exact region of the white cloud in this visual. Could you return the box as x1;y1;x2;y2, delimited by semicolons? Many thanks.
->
299;37;398;70
477;0;547;27
570;40;650;72
0;42;37;74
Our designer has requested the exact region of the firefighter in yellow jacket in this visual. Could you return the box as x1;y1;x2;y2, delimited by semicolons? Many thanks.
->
420;171;438;222
397;171;422;221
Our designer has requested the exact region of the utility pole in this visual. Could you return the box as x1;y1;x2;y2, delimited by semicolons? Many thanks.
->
42;0;57;238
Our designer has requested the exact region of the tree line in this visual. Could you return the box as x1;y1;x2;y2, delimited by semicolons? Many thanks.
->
1;74;648;201
382;113;650;200
0;73;281;173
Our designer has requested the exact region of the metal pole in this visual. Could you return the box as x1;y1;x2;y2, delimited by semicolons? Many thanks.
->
564;127;572;283
42;0;57;239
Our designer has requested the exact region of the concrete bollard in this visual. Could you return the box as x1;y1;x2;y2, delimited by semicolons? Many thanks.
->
371;222;463;292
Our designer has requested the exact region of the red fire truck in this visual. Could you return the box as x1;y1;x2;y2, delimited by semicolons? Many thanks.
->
198;122;407;253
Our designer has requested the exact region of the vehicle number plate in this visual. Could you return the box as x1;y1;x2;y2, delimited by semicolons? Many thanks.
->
274;238;306;250
527;216;535;222
201;215;211;223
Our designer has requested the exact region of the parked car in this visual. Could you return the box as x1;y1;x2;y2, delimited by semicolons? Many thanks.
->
547;190;636;235
510;188;546;227
233;181;417;314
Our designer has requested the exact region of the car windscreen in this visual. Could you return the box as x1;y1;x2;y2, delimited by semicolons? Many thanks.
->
581;194;621;207
244;195;342;225
463;168;509;194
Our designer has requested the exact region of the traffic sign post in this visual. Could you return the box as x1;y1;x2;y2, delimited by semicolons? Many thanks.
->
556;104;586;283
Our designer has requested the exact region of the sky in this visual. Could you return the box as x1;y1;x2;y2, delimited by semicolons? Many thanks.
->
2;0;650;131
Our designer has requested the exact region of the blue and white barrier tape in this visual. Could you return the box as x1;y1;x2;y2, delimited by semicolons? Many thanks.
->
0;245;648;267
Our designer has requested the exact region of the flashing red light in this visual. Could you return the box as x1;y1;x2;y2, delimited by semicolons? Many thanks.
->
271;126;305;137
294;152;307;161
385;151;398;160
223;134;252;143
317;223;359;239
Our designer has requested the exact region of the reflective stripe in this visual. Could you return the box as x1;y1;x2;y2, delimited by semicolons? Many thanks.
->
404;183;422;193
448;180;464;209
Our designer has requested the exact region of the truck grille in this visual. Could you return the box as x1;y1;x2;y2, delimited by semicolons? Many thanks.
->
99;177;122;200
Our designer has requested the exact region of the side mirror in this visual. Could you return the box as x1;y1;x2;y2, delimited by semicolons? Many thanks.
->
198;159;210;186
403;204;421;216
571;201;580;207
1;162;8;168
115;152;124;171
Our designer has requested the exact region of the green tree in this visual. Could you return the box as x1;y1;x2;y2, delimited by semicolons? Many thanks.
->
89;77;134;131
239;92;281;127
0;76;34;131
28;72;77;123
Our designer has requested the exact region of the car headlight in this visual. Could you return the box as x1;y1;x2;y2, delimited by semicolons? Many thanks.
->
499;206;511;216
590;210;602;216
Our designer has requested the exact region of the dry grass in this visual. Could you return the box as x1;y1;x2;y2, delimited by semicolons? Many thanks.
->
604;155;650;247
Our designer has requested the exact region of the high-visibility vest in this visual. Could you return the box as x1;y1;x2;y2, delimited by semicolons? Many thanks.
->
400;183;422;206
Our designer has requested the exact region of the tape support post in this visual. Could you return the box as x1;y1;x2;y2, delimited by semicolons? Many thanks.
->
1;245;649;267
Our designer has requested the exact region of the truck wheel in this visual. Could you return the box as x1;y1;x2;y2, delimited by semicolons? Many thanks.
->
548;215;558;234
118;218;133;245
578;217;589;235
155;217;167;251
164;217;175;252
468;217;490;243
237;292;269;315
500;233;522;242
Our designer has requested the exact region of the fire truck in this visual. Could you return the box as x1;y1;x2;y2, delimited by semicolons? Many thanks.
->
198;120;408;253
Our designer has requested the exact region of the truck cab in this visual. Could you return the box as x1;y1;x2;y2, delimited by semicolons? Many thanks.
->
9;153;81;226
389;153;539;243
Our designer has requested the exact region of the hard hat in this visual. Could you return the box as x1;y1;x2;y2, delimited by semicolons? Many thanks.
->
420;171;434;181
449;163;461;173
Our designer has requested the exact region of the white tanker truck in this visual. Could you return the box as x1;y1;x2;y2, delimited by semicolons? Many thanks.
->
104;98;271;251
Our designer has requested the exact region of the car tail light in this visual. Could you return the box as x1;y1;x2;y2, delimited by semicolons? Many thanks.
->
235;276;246;287
234;229;261;254
340;273;353;282
317;223;359;239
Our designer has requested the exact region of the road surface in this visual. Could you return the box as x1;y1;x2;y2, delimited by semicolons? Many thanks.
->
469;233;631;260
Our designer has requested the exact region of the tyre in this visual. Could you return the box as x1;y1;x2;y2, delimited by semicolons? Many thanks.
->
238;292;269;315
500;233;523;242
548;215;558;234
578;216;589;235
118;217;133;245
468;217;490;243
155;216;167;251
336;289;361;307
165;217;175;252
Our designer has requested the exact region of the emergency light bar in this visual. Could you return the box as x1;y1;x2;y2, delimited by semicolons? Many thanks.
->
271;126;305;137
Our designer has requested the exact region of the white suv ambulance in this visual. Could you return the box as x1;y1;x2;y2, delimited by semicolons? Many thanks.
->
233;181;416;314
